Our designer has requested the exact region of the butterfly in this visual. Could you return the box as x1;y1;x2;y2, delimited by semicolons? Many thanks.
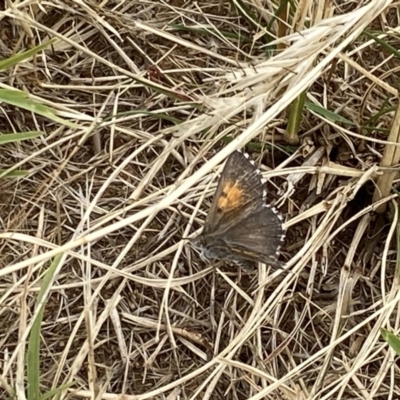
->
191;151;285;268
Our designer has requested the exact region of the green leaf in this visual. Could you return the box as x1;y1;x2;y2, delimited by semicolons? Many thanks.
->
0;131;43;144
0;89;77;128
381;328;400;356
0;39;56;71
27;254;63;400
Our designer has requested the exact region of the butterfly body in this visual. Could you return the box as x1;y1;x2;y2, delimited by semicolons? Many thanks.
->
192;151;285;267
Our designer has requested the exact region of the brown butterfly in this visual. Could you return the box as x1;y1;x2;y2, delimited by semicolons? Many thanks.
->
191;151;285;267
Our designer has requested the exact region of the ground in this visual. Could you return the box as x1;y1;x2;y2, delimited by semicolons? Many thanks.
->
0;0;400;399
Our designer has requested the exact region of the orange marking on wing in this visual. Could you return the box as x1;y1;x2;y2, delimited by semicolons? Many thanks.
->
217;181;244;211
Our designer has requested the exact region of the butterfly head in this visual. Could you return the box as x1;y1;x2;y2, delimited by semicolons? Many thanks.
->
190;234;210;259
190;234;224;261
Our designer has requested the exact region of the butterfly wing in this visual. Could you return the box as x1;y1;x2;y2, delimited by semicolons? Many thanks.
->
203;151;266;235
222;205;285;266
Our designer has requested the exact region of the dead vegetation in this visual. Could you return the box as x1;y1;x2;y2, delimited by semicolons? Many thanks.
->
1;0;400;399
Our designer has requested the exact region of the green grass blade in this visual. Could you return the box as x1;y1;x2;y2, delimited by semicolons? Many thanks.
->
305;101;356;125
0;169;30;178
0;39;56;71
380;223;400;355
27;254;63;400
364;31;400;59
0;131;43;144
0;89;77;128
381;328;400;356
365;96;395;128
305;101;390;134
39;383;75;400
285;90;307;144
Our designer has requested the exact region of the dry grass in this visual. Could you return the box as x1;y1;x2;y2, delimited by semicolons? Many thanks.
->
1;0;400;399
